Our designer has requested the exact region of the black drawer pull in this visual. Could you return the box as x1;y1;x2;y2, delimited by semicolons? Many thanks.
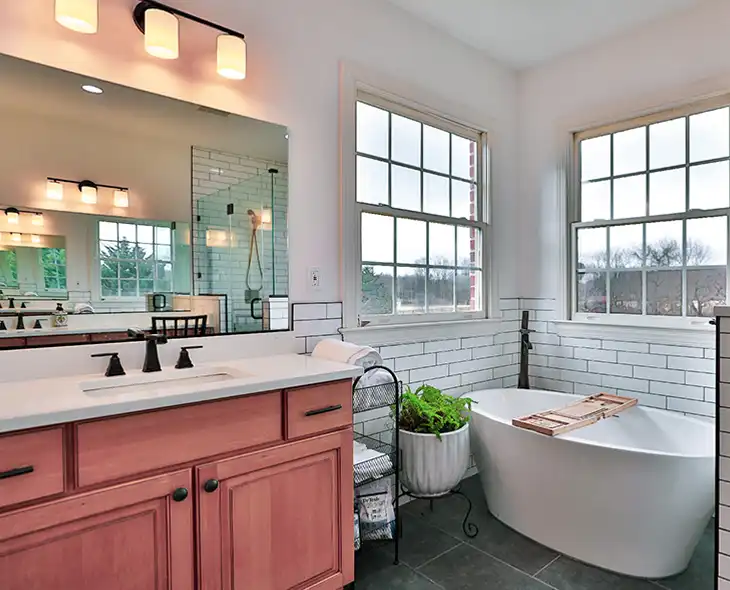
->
0;465;34;480
305;404;343;417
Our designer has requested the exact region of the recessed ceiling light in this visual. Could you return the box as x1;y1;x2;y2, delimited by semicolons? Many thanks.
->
81;84;103;94
285;133;289;140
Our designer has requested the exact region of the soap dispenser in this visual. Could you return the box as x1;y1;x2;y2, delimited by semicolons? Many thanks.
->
53;303;68;328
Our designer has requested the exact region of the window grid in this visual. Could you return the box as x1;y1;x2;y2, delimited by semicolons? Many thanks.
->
99;221;174;298
356;97;486;321
40;248;66;291
573;104;730;319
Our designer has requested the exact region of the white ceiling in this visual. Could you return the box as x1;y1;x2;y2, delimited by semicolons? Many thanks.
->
385;0;705;69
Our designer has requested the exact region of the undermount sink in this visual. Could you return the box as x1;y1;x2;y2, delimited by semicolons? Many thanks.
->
80;366;249;396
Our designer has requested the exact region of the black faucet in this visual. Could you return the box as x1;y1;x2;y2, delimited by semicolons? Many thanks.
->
127;329;168;373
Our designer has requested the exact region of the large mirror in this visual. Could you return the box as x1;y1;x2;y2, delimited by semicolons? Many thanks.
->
0;55;289;348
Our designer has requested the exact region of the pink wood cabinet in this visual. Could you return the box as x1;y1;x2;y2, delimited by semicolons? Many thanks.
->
0;380;354;590
197;430;354;590
0;470;195;590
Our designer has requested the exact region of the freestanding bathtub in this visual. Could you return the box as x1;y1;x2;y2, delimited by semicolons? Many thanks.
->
468;388;715;579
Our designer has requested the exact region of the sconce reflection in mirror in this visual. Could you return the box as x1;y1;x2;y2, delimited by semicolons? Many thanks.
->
46;178;129;209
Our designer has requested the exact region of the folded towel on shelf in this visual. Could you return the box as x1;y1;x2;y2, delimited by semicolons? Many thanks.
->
312;339;382;368
353;440;393;484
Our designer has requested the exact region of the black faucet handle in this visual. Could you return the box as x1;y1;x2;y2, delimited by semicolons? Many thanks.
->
91;352;126;377
176;345;203;369
148;333;168;344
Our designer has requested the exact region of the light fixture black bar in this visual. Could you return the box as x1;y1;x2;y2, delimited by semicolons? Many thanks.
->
47;177;129;191
133;0;246;40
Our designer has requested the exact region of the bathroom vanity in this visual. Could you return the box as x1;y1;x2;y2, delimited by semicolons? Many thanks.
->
0;354;360;590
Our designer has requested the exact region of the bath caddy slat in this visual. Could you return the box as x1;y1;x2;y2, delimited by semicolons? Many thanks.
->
512;393;637;436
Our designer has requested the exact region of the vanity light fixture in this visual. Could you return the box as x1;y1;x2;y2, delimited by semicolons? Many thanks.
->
113;189;129;208
78;180;98;205
217;35;247;80
5;208;19;225
142;8;179;60
55;0;98;34
32;213;44;227
133;1;247;80
46;179;64;201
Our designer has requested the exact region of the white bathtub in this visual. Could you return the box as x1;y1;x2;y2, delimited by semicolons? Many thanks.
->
468;388;715;579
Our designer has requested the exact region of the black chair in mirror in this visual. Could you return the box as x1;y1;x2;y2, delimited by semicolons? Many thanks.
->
151;315;208;338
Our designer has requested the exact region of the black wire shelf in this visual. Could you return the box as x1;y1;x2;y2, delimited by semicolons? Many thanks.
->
353;379;401;413
356;519;397;548
354;433;397;488
351;364;401;571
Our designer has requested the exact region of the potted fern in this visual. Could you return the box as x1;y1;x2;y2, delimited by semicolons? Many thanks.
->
398;384;475;497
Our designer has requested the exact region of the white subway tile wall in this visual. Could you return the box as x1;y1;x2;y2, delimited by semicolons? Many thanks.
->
291;299;523;481
192;147;288;332
522;299;717;419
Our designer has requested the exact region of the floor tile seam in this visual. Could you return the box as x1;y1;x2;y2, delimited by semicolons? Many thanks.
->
412;542;465;571
532;554;562;578
450;538;561;590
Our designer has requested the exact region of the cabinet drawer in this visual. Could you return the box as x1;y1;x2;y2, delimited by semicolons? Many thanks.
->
75;391;283;487
286;381;352;440
0;427;65;510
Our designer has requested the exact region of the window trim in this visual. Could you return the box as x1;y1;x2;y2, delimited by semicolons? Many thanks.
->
39;248;67;292
96;218;175;300
350;91;490;328
568;95;730;326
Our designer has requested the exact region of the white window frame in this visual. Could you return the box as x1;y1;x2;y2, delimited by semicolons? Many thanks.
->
347;90;490;328
569;94;730;329
97;219;175;300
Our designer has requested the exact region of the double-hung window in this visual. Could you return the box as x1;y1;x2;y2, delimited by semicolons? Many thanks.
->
572;101;730;322
355;95;488;325
99;220;174;297
40;248;67;291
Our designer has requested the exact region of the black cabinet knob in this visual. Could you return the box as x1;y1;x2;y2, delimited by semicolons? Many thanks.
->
204;479;219;493
172;487;189;502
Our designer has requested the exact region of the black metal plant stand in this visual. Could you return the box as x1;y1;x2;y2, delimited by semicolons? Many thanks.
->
398;484;479;539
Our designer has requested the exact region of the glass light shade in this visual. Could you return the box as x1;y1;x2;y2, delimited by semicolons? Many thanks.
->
145;9;179;60
11;233;21;243
6;211;19;225
32;213;44;227
217;35;247;80
31;235;41;244
81;185;97;204
47;180;64;201
114;190;129;208
55;0;98;34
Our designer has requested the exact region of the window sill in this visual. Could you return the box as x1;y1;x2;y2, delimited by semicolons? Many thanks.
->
553;319;714;347
340;318;503;347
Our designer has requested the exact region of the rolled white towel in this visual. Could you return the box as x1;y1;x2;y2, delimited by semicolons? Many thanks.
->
312;339;382;368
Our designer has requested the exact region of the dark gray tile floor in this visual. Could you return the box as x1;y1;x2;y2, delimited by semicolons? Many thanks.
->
354;475;715;590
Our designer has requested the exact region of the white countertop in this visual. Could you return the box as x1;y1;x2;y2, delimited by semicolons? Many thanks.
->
0;354;362;434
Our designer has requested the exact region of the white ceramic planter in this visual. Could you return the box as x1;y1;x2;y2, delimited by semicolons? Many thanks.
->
399;424;470;498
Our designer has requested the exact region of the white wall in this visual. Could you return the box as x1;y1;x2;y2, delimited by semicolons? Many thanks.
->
0;0;518;304
517;0;730;301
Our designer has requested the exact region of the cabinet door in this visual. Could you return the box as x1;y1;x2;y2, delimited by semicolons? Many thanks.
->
0;469;194;590
198;429;353;590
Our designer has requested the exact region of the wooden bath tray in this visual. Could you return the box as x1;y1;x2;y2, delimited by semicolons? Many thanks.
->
512;393;637;436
